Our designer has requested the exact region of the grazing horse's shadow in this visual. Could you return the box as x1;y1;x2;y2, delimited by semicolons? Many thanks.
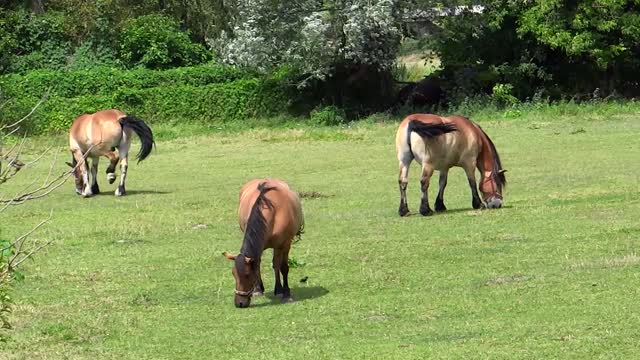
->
403;205;514;216
95;189;171;196
253;286;329;308
125;190;171;196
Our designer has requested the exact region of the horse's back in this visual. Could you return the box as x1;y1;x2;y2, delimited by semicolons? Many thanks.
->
397;113;482;169
69;109;125;155
238;178;303;244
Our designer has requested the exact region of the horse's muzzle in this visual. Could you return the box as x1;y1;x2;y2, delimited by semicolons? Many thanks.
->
234;299;251;308
486;197;503;209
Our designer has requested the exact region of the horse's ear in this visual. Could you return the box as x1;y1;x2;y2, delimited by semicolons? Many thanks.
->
222;252;236;261
65;162;74;168
499;169;507;174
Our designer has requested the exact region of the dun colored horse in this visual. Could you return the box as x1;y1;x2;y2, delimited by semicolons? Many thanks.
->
223;179;304;308
66;109;154;197
395;114;506;216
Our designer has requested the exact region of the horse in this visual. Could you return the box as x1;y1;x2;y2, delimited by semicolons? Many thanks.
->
223;179;304;308
395;113;506;217
66;109;154;197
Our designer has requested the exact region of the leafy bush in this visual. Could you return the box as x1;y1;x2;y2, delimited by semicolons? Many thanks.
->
0;64;254;99
0;65;291;133
120;14;211;69
491;83;519;108
309;106;347;126
0;9;73;73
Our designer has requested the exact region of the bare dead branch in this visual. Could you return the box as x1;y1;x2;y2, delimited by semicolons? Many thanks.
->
0;92;49;131
0;143;96;205
6;210;53;271
20;145;53;169
0;99;11;111
1;125;20;140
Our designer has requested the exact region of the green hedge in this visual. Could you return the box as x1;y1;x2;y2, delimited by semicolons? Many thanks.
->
0;65;290;133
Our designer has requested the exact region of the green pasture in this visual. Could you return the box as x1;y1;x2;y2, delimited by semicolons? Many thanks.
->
1;105;639;359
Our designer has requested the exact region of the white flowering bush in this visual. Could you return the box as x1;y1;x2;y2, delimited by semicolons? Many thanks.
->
212;0;401;85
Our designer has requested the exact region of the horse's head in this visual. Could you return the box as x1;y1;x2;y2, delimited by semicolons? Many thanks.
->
223;252;258;308
480;169;507;208
65;159;84;195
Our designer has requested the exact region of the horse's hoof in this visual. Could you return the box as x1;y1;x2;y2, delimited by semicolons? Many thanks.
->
472;201;484;210
435;203;447;212
419;207;434;216
91;185;100;195
107;173;116;184
399;207;410;217
115;185;126;196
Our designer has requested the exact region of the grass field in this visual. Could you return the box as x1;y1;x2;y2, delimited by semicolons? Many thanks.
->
1;104;640;359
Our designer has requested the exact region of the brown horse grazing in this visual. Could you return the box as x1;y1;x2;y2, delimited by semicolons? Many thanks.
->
66;109;154;197
395;114;506;217
223;179;304;308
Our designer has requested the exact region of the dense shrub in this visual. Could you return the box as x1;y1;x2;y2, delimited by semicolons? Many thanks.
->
0;65;290;133
120;14;211;69
0;9;73;73
0;64;255;99
309;106;347;126
426;0;640;102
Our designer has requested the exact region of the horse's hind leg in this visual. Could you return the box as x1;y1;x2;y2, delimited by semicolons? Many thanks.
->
419;163;435;216
463;164;484;209
435;169;449;212
115;135;130;196
90;157;100;195
398;159;411;217
105;150;119;184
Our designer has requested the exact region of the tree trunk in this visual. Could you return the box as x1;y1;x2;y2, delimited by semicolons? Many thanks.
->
28;0;44;14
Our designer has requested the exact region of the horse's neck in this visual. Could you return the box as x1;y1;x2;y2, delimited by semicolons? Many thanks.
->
477;136;496;178
240;224;269;259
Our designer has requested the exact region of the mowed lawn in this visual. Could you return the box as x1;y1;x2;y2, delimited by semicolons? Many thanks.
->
1;109;639;359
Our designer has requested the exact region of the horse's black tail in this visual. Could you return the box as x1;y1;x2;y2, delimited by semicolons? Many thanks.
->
241;182;276;259
119;115;155;162
406;120;457;153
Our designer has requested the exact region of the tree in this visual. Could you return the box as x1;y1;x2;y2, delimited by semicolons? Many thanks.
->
518;0;640;93
213;0;402;114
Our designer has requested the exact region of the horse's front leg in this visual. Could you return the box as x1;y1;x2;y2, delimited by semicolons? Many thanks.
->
434;169;449;212
253;267;265;297
463;164;484;210
272;249;284;297
280;247;292;302
90;157;100;195
72;150;92;197
419;163;435;216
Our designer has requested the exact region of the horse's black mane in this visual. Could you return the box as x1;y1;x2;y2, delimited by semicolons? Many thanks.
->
477;125;507;191
240;182;275;262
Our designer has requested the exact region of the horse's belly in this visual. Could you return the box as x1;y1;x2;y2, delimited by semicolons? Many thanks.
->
414;149;458;170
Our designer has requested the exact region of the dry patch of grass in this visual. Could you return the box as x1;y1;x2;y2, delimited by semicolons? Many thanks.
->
570;254;640;270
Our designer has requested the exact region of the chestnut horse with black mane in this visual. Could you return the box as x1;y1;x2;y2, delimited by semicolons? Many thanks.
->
223;179;304;308
395;114;506;216
66;109;154;197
